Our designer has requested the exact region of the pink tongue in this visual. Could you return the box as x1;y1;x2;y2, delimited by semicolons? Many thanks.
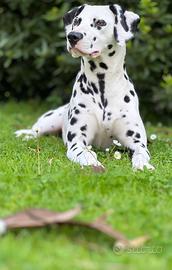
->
91;51;100;58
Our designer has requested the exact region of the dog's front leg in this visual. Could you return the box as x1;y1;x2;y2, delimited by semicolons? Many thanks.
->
65;110;102;167
113;114;155;170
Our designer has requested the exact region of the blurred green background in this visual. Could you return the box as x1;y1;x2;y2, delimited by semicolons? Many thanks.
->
0;0;171;123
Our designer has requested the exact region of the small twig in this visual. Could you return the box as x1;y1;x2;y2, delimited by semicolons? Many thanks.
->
0;207;149;249
35;129;41;175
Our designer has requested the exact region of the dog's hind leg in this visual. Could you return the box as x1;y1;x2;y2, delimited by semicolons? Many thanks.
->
15;104;68;140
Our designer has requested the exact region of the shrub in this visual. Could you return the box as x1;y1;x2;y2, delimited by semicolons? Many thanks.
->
0;0;171;122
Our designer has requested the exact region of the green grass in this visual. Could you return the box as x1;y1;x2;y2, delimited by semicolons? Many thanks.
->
0;101;172;270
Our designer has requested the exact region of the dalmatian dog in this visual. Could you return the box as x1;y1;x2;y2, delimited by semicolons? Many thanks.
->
15;4;154;170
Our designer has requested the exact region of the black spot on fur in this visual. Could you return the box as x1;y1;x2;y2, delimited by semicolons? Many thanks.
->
83;140;86;146
108;44;113;49
131;18;140;33
77;73;83;83
135;133;141;139
73;90;77;97
99;62;108;70
108;50;116;57
93;37;96;41
78;103;86;108
107;112;112;116
120;9;129;32
75;109;80;114
82;73;87;83
124;95;130;103
70;117;77;125
104;99;108;107
75;5;85;17
68;110;70;119
126;130;134;137
97;73;107;120
91;82;98;94
67;131;76;142
146;150;150;156
130;90;135;96
70;143;77;150
80;83;89;94
81;58;84;65
44;111;53;117
122;114;126;118
87;86;94;95
98;102;103;109
113;26;118;42
124;74;128;80
78;75;89;94
88;60;96;71
109;5;118;24
134;140;140;143
80;125;87;131
77;151;83;157
97;73;105;80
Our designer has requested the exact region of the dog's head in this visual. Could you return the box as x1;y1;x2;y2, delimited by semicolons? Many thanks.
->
63;4;140;58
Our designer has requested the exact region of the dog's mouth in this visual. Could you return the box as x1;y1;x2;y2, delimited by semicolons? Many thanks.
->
70;47;100;58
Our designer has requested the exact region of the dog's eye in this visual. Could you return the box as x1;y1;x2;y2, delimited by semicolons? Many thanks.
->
73;17;82;27
96;20;107;27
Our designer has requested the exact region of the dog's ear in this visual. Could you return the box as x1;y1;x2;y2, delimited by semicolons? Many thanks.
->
63;5;85;27
109;4;140;46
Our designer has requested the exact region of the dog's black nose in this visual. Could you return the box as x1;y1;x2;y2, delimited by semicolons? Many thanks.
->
68;32;83;47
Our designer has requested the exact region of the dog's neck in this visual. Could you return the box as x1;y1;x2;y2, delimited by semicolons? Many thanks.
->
81;45;126;82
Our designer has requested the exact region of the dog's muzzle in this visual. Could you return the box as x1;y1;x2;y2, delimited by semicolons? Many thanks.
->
67;31;83;47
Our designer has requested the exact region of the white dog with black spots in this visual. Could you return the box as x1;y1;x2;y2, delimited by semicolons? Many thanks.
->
15;4;154;170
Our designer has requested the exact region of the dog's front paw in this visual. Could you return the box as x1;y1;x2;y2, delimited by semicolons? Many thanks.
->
15;129;38;140
67;147;102;167
132;153;155;171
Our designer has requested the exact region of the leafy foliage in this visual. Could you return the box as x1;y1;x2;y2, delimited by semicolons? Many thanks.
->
0;0;171;121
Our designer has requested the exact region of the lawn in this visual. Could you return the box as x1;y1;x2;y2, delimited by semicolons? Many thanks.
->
0;101;172;270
